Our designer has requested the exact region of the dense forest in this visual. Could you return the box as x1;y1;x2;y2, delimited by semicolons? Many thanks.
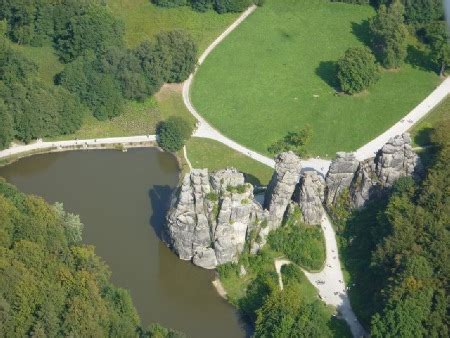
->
333;119;449;336
0;179;184;337
0;0;197;149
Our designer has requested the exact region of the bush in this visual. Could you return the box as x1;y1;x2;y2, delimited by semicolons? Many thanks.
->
152;0;188;7
157;116;193;152
267;125;312;158
268;217;325;271
337;46;380;94
214;0;252;13
190;0;214;11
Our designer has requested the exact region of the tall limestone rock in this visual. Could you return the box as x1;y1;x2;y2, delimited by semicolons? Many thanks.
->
251;152;303;251
350;133;422;208
165;168;266;269
375;133;421;186
324;133;423;209
324;152;359;207
264;152;303;228
294;171;325;225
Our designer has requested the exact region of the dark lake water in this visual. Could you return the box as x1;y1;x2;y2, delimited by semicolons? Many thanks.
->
0;148;246;338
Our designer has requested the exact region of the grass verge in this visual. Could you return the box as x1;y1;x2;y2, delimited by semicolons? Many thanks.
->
186;137;273;186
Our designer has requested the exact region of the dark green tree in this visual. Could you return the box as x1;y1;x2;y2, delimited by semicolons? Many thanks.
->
0;100;13;149
369;0;408;69
426;21;450;76
156;30;197;83
157;116;193;152
337;46;379;94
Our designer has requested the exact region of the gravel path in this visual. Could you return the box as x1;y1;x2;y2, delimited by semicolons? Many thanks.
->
354;77;450;161
0;135;157;161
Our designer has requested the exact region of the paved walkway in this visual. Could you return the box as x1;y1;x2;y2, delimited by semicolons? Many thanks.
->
354;77;450;161
0;135;157;161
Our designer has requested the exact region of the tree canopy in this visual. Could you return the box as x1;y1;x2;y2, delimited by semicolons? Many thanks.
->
337;46;379;94
369;1;408;69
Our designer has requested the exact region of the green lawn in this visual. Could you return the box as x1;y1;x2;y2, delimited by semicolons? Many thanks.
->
109;0;239;51
186;137;273;186
409;95;450;147
191;0;440;157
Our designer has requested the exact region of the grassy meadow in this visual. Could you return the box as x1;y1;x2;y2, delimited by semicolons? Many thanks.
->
191;0;440;157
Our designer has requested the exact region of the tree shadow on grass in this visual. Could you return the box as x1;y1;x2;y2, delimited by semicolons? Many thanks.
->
315;61;339;90
405;45;436;73
351;20;371;48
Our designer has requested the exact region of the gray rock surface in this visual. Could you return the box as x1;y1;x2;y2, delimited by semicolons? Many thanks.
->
165;168;265;268
325;152;359;207
375;133;422;186
328;133;422;209
264;152;302;229
296;171;325;225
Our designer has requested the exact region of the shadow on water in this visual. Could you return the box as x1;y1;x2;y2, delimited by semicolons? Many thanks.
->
315;60;339;90
148;185;254;337
148;185;175;240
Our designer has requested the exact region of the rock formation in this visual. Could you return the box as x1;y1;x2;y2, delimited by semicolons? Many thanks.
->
165;133;422;269
326;133;422;209
264;152;302;229
295;171;325;225
165;168;265;269
251;152;303;250
324;152;359;207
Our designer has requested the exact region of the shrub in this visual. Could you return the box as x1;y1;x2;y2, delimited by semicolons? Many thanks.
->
214;0;252;13
190;0;214;11
267;125;312;158
152;0;188;8
268;218;325;271
157;116;193;152
337;46;379;94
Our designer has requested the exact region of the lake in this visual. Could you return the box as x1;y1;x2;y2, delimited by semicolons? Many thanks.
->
0;148;247;338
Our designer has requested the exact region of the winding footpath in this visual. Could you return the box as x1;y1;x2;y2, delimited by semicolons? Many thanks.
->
1;5;450;338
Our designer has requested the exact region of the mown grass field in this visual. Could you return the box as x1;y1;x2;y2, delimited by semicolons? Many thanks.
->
191;0;440;157
186;137;273;185
109;0;239;51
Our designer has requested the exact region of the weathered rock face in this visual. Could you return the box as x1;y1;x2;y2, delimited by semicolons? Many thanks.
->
330;133;423;209
165;168;265;269
324;152;359;207
375;133;422;186
295;171;325;225
264;152;302;229
349;160;377;209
